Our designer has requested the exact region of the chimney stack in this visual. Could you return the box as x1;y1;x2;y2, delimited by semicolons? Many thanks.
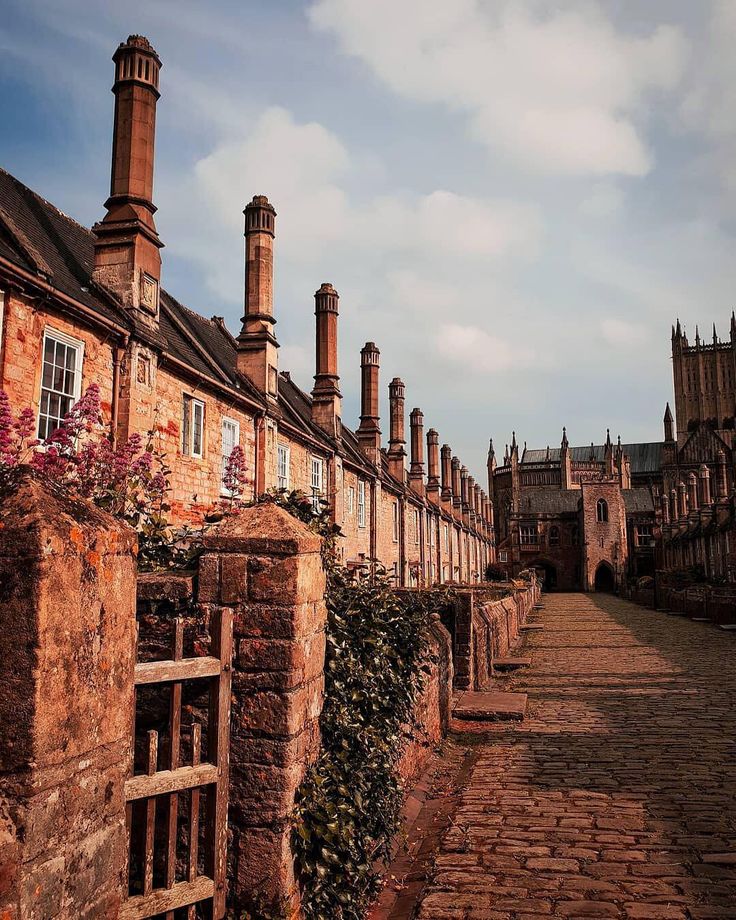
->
678;480;688;519
357;343;381;466
451;457;462;511
408;408;425;496
236;195;278;399
388;378;407;482
699;463;712;506
311;283;341;439
688;472;699;512
426;429;441;502
441;445;453;505
93;35;163;322
716;449;728;499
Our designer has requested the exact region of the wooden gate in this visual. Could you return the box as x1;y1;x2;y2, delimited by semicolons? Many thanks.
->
121;607;233;920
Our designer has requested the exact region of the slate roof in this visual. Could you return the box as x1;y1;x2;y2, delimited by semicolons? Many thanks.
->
521;441;662;476
623;489;655;514
518;490;581;515
0;167;128;327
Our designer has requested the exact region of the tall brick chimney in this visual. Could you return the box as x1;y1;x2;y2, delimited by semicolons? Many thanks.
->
426;429;441;503
237;195;278;400
688;472;699;512
93;35;163;323
311;283;341;439
388;378;407;482
451;457;462;512
474;484;483;524
408;408;425;496
699;463;712;506
716;449;728;499
660;492;670;525
357;343;381;467
441;445;453;505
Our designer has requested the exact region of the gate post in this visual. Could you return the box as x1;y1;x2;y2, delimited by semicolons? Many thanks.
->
0;470;137;919
199;502;327;913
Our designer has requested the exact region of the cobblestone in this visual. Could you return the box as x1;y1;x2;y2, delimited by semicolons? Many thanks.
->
414;593;736;919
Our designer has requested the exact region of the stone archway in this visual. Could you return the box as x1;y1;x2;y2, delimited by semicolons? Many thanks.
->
594;562;616;593
534;560;558;591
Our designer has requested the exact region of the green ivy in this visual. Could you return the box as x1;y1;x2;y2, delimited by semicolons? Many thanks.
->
263;493;450;919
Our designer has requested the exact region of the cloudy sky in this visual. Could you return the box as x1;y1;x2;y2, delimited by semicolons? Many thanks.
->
2;1;736;479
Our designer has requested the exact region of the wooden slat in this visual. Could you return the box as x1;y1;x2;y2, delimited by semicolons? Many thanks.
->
187;723;202;920
144;731;158;896
125;763;218;801
204;607;233;920
119;875;215;920
135;656;221;686
165;619;185;920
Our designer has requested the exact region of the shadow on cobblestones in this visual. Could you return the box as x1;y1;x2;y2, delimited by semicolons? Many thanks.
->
412;593;736;920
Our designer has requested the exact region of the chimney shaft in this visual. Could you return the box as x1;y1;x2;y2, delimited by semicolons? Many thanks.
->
426;429;440;501
699;464;712;506
688;472;699;511
441;445;453;502
311;283;341;439
357;343;381;466
236;196;278;398
451;457;462;508
408;408;425;495
93;35;163;319
388;378;407;482
716;450;728;499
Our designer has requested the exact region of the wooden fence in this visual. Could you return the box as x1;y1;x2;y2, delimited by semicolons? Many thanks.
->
121;608;233;920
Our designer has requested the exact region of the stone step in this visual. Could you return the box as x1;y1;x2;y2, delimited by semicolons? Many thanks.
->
719;623;736;631
691;617;712;623
666;610;689;616
453;691;528;722
493;657;532;671
520;623;545;632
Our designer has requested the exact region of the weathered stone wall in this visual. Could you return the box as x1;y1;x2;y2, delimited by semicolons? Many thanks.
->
396;618;453;787
449;579;541;691
0;471;136;920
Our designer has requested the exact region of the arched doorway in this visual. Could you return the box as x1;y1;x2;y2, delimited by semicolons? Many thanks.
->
594;562;615;593
535;561;558;591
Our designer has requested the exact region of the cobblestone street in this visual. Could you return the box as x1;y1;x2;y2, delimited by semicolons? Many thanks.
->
415;594;736;920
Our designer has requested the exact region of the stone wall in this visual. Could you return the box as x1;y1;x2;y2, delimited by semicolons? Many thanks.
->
448;578;541;691
0;471;136;920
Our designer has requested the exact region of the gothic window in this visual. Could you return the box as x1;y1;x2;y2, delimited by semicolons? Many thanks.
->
597;498;609;523
636;524;653;547
549;526;560;546
520;525;538;546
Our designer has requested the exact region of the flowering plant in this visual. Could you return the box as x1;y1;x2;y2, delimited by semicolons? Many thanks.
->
0;384;189;570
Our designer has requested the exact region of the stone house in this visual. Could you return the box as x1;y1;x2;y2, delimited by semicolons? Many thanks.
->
490;430;659;592
0;34;493;585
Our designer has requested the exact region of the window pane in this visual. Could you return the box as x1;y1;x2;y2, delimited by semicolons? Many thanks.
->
193;403;203;455
65;346;76;373
44;337;55;364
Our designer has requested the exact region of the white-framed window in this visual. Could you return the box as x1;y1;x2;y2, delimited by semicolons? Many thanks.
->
427;512;435;546
499;550;508;563
636;524;653;547
346;485;355;515
413;508;420;544
392;500;399;542
39;328;84;440
520;525;538;546
182;395;205;458
221;417;240;493
277;443;290;491
311;456;324;512
357;480;366;528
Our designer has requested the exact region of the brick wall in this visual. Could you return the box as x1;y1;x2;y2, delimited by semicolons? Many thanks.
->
0;292;115;425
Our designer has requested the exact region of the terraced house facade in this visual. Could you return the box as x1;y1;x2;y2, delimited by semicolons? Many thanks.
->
0;35;494;585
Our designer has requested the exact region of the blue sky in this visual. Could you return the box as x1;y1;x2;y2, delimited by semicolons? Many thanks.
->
2;1;735;480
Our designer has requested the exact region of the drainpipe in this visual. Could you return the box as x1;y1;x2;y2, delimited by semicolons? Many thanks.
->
110;336;128;448
253;410;266;498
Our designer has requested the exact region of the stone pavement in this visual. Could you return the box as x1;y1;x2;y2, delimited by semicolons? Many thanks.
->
413;593;736;920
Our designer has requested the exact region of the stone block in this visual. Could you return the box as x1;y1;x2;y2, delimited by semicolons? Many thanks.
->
221;553;248;604
248;552;325;606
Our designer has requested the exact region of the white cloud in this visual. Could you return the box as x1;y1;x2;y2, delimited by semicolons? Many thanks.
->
601;317;648;347
434;323;534;373
309;0;688;176
579;182;625;218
